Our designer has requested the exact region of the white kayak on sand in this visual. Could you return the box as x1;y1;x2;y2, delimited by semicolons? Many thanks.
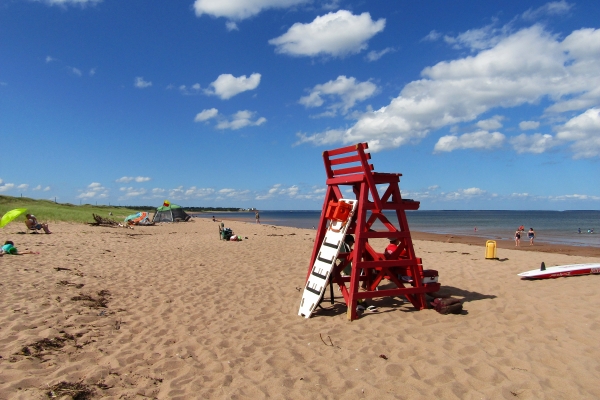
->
518;262;600;279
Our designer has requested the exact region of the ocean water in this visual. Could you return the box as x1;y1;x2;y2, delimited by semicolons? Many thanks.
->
193;210;600;248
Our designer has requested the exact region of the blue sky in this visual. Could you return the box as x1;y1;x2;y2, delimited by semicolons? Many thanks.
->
1;0;599;210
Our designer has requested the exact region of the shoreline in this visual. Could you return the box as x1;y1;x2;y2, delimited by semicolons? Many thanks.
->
203;216;600;258
410;231;600;258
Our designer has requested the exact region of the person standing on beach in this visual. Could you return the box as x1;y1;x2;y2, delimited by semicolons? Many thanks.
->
255;211;260;224
528;228;535;245
514;229;521;247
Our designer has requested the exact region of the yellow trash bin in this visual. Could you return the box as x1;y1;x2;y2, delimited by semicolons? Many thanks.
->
485;240;498;259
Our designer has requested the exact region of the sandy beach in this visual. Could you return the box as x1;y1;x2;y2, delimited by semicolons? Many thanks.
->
1;219;599;399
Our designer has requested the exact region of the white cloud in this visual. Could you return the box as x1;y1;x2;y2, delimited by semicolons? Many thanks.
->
195;108;219;122
206;73;261;99
476;115;504;130
154;186;216;201
522;1;573;20
555;107;600;158
444;20;512;51
550;193;600;201
434;130;505;152
43;186;51;191
269;10;385;58
119;187;147;198
365;47;394;62
443;187;487;200
116;176;151;183
226;21;239;31
299;75;378;115
36;0;102;6
17;184;29;190
296;25;600;156
134;77;152;89
77;182;109;199
45;56;57;63
216;188;251;200
216;110;266;130
422;30;442;42
255;184;318;200
509;133;557;154
70;67;82;77
519;120;540;130
193;0;309;21
179;83;202;95
0;181;15;192
89;68;96;76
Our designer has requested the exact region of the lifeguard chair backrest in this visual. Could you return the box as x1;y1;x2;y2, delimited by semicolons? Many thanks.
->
323;143;373;181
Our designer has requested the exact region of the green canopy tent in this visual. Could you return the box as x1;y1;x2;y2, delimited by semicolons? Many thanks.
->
152;202;191;223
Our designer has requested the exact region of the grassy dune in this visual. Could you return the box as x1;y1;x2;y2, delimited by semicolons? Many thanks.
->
0;195;146;224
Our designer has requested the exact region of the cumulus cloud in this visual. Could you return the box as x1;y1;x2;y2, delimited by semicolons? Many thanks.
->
195;108;219;122
509;133;557;154
444;187;487;200
434;130;505;152
269;10;385;58
206;73;261;99
116;176;151;183
193;0;309;21
134;77;152;89
299;75;378;115
555;107;600;158
519;120;540;130
216;110;266;130
0;179;15;192
475;115;504;130
77;182;108;199
296;24;600;157
119;187;147;198
255;184;320;200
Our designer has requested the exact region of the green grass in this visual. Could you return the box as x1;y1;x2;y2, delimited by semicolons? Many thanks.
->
0;195;148;224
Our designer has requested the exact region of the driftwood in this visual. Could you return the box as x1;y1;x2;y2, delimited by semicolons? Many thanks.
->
89;214;133;229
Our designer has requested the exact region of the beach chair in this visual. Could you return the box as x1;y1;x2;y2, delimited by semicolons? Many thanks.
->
25;221;41;234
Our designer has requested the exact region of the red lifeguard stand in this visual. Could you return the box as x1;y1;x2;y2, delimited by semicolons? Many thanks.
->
305;142;440;320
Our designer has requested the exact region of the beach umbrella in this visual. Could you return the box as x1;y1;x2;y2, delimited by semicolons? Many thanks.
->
0;208;27;228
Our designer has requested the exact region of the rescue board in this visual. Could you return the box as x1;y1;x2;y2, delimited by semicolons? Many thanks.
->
518;263;600;279
298;199;358;318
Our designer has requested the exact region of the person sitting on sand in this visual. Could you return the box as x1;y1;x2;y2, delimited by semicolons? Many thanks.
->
0;241;38;256
25;214;51;234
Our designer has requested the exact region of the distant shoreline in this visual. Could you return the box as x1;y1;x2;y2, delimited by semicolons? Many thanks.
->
197;214;600;258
